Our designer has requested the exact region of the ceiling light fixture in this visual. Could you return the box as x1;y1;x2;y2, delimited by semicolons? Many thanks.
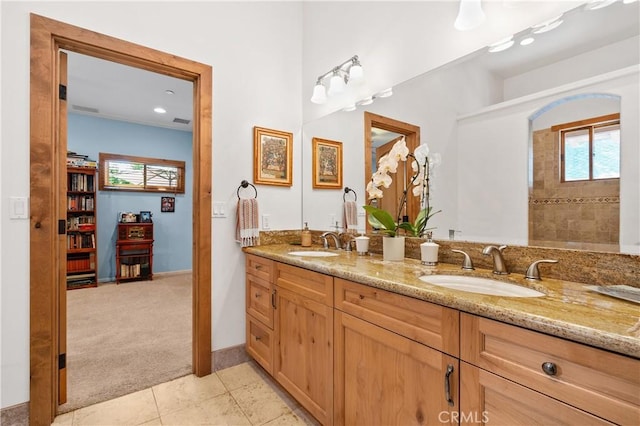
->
454;0;486;31
488;36;515;53
153;107;167;114
310;55;364;105
165;89;175;95
375;88;393;98
520;37;535;46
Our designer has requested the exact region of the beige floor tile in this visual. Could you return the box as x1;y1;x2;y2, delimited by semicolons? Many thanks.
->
72;389;158;426
261;411;312;426
161;393;250;426
152;373;227;417
292;407;320;426
216;362;264;391
231;380;292;425
137;417;162;425
52;411;74;425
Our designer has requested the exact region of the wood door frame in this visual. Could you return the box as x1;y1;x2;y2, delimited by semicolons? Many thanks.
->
364;112;420;233
29;14;212;424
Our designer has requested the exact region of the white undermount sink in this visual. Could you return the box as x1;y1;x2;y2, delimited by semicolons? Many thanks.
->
288;250;339;257
419;275;545;297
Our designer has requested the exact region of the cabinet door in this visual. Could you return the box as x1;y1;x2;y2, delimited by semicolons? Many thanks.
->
334;311;459;426
274;286;333;425
460;362;613;425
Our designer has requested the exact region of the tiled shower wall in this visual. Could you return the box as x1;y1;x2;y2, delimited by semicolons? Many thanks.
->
529;128;619;251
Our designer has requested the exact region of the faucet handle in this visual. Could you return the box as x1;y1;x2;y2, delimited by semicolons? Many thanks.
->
498;245;508;252
451;249;475;270
525;259;558;281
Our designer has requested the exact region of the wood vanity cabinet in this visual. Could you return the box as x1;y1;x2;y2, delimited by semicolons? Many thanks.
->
334;279;460;425
245;254;275;374
460;313;640;425
274;262;334;425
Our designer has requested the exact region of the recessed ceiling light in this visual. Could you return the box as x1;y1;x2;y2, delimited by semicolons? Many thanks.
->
488;36;515;53
165;89;175;95
520;37;535;46
623;0;638;4
584;0;617;10
154;107;167;114
376;88;393;98
357;97;374;106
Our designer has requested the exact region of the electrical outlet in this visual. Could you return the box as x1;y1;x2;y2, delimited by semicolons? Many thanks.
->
329;214;336;229
262;214;270;230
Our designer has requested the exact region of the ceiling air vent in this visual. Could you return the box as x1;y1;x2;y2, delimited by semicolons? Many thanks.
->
173;117;191;125
72;105;99;114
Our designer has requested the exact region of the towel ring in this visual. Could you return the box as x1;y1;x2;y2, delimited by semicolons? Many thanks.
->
237;180;258;199
343;187;357;202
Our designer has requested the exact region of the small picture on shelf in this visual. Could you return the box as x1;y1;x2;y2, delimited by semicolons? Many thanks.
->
161;196;175;213
120;212;137;223
140;211;152;223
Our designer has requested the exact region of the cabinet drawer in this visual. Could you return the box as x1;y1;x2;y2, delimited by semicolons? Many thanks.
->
246;314;274;375
334;279;459;357
246;273;274;328
246;254;273;282
276;262;333;306
461;313;640;425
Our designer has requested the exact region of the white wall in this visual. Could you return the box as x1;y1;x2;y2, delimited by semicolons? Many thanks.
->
1;1;303;409
301;1;580;123
457;68;639;251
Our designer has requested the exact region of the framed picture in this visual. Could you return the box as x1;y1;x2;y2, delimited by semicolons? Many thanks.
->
253;126;293;186
312;137;343;189
161;196;175;212
139;211;152;223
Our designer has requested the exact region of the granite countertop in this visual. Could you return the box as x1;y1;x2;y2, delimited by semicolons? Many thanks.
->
244;244;640;358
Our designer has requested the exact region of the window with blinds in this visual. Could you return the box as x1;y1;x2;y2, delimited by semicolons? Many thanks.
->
99;153;185;193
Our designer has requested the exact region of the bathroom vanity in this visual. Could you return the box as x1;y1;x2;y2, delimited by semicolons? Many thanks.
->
244;246;639;425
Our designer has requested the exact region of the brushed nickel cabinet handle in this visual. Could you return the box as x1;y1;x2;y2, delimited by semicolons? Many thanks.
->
271;289;277;309
255;265;263;270
542;362;557;376
255;292;261;298
255;335;262;341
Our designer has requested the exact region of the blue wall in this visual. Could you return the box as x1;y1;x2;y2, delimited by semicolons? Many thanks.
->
68;114;193;282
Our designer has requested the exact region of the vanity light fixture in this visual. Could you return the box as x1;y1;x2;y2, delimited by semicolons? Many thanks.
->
454;0;486;31
357;96;374;106
623;0;638;4
375;88;393;98
310;55;364;104
342;104;357;112
488;36;515;53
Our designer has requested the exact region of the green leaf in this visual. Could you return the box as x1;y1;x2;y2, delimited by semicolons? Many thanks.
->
363;205;397;237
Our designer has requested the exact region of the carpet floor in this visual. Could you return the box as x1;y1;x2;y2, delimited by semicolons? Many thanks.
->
58;272;192;413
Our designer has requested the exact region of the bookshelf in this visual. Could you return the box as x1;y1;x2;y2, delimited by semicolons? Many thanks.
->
116;223;154;283
66;166;98;290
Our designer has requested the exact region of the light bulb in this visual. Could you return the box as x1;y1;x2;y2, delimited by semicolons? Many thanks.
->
310;83;327;104
454;0;485;31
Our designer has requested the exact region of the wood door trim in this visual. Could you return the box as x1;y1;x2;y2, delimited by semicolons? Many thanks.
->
29;14;212;424
364;112;421;233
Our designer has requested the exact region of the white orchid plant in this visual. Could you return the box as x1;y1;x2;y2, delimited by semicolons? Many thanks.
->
363;137;441;237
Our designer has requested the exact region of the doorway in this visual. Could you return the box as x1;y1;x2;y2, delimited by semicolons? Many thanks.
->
364;112;421;232
29;14;212;425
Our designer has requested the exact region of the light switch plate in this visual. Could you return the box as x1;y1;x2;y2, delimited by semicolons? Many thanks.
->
9;196;29;219
212;202;227;218
262;214;270;230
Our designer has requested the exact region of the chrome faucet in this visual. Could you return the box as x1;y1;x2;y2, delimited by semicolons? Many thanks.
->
482;245;509;275
339;233;356;252
525;259;558;280
320;231;342;249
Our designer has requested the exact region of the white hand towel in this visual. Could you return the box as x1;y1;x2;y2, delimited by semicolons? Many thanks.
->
236;198;260;247
343;201;358;231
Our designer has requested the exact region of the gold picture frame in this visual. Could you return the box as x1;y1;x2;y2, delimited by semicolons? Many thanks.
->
253;126;293;186
312;137;343;189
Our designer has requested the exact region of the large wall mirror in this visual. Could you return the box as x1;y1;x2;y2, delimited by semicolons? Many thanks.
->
301;1;639;254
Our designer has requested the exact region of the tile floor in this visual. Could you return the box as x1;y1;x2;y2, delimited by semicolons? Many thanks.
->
52;362;318;426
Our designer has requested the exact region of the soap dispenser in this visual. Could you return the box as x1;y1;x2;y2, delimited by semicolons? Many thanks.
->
301;222;312;247
420;232;439;266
